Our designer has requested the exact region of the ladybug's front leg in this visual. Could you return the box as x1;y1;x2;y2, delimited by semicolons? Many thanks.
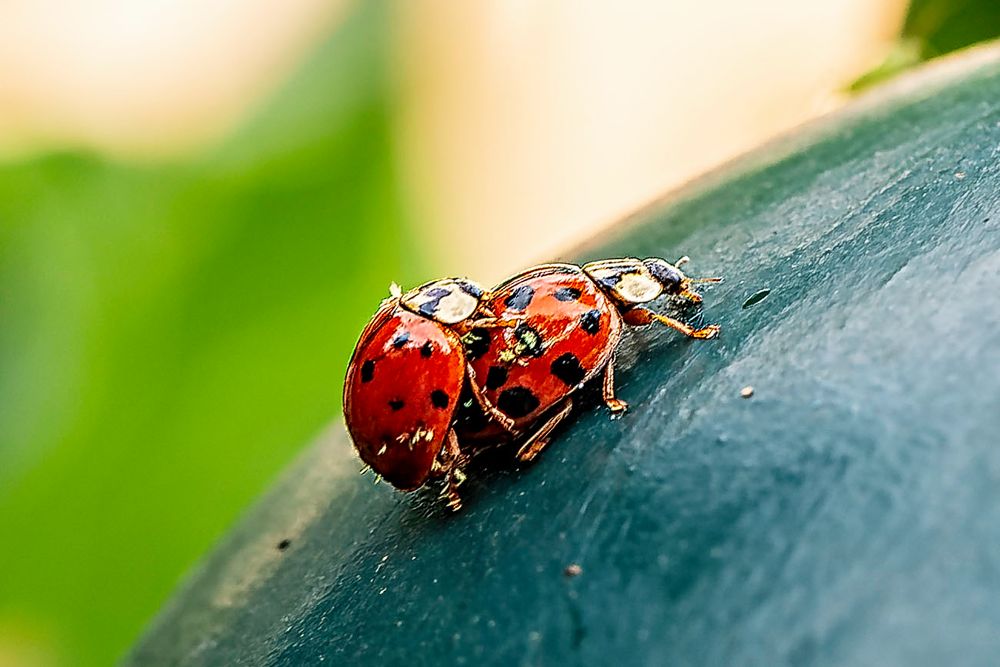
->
623;307;720;339
516;398;574;464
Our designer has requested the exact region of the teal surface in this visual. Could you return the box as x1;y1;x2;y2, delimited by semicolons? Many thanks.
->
126;49;1000;666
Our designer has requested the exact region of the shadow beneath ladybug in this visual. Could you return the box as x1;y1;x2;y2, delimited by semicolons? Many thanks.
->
409;295;722;520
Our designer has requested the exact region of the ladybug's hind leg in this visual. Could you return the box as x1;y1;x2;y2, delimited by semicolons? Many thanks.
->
516;398;574;464
602;356;629;414
623;306;720;339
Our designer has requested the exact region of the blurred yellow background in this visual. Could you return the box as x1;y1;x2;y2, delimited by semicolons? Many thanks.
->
0;0;995;664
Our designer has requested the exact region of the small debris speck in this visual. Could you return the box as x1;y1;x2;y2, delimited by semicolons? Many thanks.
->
564;563;583;577
742;289;771;309
954;171;966;180
277;538;291;551
740;386;754;398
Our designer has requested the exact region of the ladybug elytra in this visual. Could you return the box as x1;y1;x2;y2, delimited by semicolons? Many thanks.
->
454;257;720;462
343;278;513;510
344;256;720;510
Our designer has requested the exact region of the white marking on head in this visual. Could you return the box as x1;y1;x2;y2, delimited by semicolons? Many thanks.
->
389;282;402;298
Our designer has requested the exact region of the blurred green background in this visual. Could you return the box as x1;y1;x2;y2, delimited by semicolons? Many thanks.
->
0;1;996;665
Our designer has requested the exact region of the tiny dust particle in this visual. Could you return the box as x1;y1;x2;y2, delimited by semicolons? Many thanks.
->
740;386;754;398
564;563;583;577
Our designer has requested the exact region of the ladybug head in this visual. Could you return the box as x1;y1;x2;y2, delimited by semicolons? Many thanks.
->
642;258;685;294
399;278;486;325
643;257;722;304
583;257;720;307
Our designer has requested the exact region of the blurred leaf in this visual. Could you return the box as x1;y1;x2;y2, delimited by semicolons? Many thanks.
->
904;0;1000;57
0;3;419;666
847;38;924;92
851;0;1000;91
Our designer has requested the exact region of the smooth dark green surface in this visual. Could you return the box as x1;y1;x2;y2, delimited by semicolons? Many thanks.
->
127;50;1000;666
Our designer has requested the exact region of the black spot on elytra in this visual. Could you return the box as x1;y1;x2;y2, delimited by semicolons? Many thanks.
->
580;309;602;335
360;360;375;382
277;539;291;551
430;389;450;409
553;286;582;301
497;386;540;418
504;285;535;311
388;399;405;411
463;328;491;361
551;353;586;386
514;322;545;357
421;341;434;358
485;365;508;390
391;331;411;348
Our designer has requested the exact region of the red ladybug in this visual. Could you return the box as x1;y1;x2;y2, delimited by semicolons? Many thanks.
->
455;257;720;461
343;278;512;510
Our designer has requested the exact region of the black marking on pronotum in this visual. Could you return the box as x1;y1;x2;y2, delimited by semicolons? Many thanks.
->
596;272;622;289
276;539;291;551
485;366;508;390
457;280;484;298
417;287;453;317
504;285;535;311
551;353;586;386
388;399;405;411
430;389;450;409
361;360;375;382
391;331;411;349
514;322;544;357
580;309;602;335
553;287;582;302
497;386;540;418
421;341;434;358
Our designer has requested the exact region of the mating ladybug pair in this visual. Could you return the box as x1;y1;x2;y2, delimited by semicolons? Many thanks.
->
343;257;721;510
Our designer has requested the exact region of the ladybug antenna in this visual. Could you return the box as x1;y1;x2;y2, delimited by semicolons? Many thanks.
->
686;276;723;284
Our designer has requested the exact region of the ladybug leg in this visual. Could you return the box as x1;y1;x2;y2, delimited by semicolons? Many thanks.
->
677;288;703;304
602;357;629;414
465;364;519;434
439;428;468;512
468;316;519;329
623;307;720;339
516;398;574;463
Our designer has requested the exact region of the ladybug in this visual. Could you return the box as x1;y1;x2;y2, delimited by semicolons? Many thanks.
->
343;278;513;510
455;256;720;461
